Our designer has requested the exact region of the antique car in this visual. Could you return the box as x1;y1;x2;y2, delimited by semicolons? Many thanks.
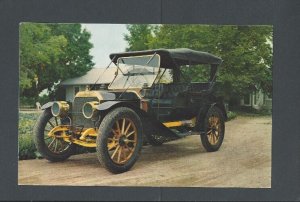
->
34;48;227;174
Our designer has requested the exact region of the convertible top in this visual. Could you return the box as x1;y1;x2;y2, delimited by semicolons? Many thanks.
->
109;48;222;68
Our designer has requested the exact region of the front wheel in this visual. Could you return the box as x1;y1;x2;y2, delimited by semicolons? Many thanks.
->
34;109;75;162
200;106;225;152
96;107;143;173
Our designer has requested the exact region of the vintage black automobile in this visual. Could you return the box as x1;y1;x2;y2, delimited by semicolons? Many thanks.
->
34;48;227;173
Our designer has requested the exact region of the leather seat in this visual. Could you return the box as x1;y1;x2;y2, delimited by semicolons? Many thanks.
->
140;84;165;98
141;83;189;99
162;83;189;98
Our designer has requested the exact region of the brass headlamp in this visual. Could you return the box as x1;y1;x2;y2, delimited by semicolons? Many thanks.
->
51;101;70;117
82;101;100;119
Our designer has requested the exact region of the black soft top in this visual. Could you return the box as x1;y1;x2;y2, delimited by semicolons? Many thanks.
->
109;48;222;68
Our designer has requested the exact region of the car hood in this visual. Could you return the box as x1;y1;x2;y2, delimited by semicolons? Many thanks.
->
75;90;116;101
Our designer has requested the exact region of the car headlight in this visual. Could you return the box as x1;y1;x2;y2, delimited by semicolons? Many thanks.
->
51;101;69;117
82;101;99;119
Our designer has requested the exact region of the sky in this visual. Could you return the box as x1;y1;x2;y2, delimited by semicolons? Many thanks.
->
81;24;129;68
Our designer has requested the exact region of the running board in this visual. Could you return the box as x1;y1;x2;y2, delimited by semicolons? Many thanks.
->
163;117;196;128
171;130;193;138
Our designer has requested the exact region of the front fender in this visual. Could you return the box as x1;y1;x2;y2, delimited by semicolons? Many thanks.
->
41;102;54;110
95;100;147;119
96;101;123;111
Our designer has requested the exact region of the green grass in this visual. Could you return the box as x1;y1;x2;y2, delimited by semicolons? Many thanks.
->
235;110;272;117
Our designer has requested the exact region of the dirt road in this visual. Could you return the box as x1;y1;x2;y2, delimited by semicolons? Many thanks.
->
18;115;271;187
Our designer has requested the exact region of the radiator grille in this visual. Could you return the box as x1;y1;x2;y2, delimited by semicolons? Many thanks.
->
71;97;99;128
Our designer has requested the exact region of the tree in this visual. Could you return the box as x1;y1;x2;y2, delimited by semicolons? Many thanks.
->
20;23;67;97
20;23;94;100
124;24;154;51
124;24;273;102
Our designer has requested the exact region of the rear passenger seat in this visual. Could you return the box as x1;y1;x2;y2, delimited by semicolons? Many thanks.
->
161;83;189;98
140;83;165;99
140;83;189;99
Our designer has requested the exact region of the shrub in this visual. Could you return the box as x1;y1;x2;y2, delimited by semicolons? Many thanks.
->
19;96;36;108
18;112;40;160
227;111;237;121
18;112;40;136
38;94;51;106
19;133;37;160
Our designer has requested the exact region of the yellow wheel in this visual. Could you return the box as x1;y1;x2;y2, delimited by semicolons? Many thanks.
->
34;109;75;162
96;107;143;173
107;118;138;165
207;116;221;145
201;106;225;152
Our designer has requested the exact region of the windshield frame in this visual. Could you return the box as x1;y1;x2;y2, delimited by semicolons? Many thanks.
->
108;54;161;90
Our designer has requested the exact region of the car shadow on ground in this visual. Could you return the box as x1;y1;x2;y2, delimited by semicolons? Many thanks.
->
57;136;207;169
140;139;207;161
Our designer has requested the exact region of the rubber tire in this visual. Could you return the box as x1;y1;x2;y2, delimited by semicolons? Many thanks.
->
200;106;225;152
96;107;143;174
34;109;75;162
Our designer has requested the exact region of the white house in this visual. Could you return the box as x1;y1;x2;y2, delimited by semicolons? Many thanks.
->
240;89;272;111
60;67;117;102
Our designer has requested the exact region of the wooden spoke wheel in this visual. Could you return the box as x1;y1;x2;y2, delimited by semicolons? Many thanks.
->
44;117;72;154
107;118;138;164
200;106;225;152
207;116;221;145
34;109;75;162
96;107;143;174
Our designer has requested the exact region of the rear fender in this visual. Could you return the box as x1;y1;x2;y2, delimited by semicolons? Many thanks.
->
195;102;227;133
215;101;228;120
195;104;212;133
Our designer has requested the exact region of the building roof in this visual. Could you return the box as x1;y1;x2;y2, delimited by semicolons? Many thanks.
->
60;67;117;86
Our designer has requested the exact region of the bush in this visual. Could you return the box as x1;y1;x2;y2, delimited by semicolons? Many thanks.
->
227;111;237;121
38;94;51;106
20;96;36;108
19;133;37;160
19;112;40;136
236;106;272;116
20;95;52;108
18;112;41;160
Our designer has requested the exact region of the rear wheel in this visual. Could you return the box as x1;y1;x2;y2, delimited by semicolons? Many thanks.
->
34;109;75;162
200;106;225;152
96;107;143;173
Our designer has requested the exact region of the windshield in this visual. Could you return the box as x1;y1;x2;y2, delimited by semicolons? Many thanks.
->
109;54;160;89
